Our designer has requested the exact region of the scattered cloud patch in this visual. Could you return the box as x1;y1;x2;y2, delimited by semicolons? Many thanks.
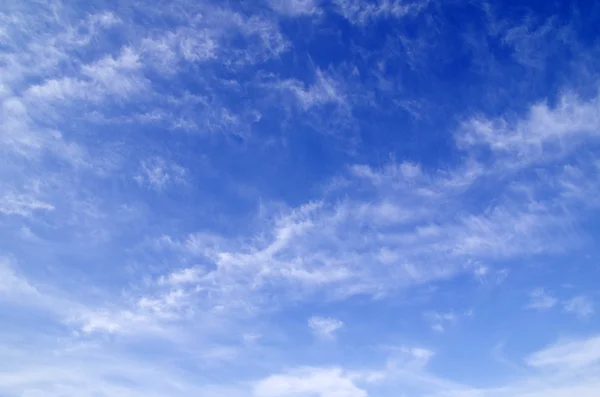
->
308;316;344;339
269;0;322;16
563;296;594;318
526;335;600;369
0;191;54;217
458;93;600;168
135;157;188;191
333;0;430;25
253;367;366;397
526;288;558;311
158;266;205;286
276;70;347;111
0;258;39;297
424;311;458;333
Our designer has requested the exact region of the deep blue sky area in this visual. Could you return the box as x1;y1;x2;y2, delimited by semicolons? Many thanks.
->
2;1;600;396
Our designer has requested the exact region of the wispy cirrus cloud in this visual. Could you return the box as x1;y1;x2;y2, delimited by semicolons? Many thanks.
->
526;288;558;311
2;0;600;396
130;89;600;312
457;93;600;168
525;289;595;319
0;257;39;297
277;70;347;111
268;0;322;16
308;316;344;339
563;296;594;319
0;191;54;217
135;157;188;191
526;335;600;369
333;0;430;25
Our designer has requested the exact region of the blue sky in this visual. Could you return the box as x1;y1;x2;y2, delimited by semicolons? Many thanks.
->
2;0;600;396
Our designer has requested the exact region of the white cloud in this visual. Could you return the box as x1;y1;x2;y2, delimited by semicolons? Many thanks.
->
0;95;86;163
0;258;39;297
78;309;125;334
457;93;600;168
308;316;344;339
0;1;285;172
139;9;288;69
254;367;367;397
385;346;436;369
526;335;600;369
0;191;54;217
177;29;219;63
2;3;600;397
269;0;322;16
333;0;430;25
277;70;347;111
526;288;558;311
199;345;239;362
0;14;140;166
73;287;196;336
563;296;594;318
473;265;510;285
159;266;205;286
404;347;434;365
26;46;146;103
424;311;458;333
135;157;188;191
0;258;86;323
501;16;560;69
231;14;289;63
372;335;600;397
133;133;589;310
0;336;246;397
106;86;600;321
25;77;90;101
